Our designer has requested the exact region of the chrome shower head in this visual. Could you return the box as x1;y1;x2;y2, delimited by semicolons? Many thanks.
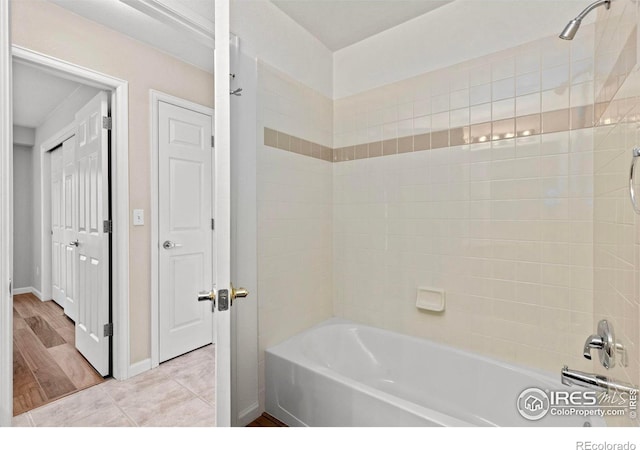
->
559;0;611;40
559;19;581;40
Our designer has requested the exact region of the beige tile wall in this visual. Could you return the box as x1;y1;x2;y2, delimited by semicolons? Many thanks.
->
256;63;333;410
257;0;640;425
333;128;597;373
330;29;606;375
592;0;640;426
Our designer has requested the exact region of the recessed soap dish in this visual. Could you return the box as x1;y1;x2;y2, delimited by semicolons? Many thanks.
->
416;287;445;312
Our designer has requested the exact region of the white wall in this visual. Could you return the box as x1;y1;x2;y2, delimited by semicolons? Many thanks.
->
32;84;100;297
13;125;34;147
333;0;597;98
231;0;333;98
12;144;33;291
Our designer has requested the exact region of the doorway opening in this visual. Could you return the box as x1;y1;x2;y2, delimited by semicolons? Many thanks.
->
12;60;113;415
8;46;131;419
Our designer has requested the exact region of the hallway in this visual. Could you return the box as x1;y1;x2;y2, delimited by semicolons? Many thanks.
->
13;293;104;415
13;344;215;426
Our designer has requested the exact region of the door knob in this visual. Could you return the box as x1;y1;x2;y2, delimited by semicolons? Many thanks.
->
230;283;249;301
198;290;216;311
69;240;79;247
198;290;216;302
162;240;182;250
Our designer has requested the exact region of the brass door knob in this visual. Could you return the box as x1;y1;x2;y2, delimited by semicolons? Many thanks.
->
230;283;249;301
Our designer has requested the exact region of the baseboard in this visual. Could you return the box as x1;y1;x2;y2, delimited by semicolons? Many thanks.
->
128;358;151;378
237;402;260;426
12;287;32;295
12;286;43;300
31;287;42;301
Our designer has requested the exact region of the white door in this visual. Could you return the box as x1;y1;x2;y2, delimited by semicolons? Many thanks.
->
74;91;110;376
50;146;64;307
50;137;78;320
214;0;232;427
158;101;214;363
62;137;78;320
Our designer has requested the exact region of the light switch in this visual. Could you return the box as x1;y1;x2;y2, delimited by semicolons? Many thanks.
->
133;209;144;226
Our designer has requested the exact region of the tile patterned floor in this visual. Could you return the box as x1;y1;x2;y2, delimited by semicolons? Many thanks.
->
12;345;216;427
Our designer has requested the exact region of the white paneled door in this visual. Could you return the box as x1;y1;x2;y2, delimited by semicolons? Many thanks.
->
50;137;78;321
158;101;214;363
51;146;64;307
74;91;110;376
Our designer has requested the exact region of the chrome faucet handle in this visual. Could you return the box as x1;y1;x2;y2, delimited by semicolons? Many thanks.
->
583;320;618;369
615;342;628;367
583;334;604;360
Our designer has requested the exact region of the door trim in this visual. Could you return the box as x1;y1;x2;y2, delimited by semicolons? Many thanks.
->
0;0;13;427
149;90;214;369
11;46;131;383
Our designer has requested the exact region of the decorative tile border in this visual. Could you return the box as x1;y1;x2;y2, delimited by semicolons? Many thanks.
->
264;29;636;166
264;101;627;163
263;128;333;162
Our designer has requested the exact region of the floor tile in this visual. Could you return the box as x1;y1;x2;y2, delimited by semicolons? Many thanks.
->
29;384;114;426
14;325;217;427
12;413;33;427
114;378;196;426
139;397;215;427
69;403;136;427
101;367;170;403
171;359;215;400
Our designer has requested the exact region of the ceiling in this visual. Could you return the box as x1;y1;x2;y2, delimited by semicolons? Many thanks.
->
12;62;89;129
271;0;452;51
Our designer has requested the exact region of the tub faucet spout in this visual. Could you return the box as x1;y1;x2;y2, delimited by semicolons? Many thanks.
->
561;366;637;394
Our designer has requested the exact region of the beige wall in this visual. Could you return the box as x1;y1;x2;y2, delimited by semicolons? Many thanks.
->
11;0;214;364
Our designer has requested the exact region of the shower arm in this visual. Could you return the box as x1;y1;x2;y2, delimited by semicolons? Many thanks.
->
574;0;610;21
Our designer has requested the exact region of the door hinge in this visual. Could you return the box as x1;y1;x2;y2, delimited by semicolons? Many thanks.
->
211;135;215;148
103;220;113;233
102;116;112;130
211;218;215;230
104;323;113;337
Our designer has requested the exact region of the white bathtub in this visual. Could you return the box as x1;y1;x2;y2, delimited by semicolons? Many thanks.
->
266;319;605;427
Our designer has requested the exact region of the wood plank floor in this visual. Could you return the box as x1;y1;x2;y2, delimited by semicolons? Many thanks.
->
13;293;106;416
247;413;288;427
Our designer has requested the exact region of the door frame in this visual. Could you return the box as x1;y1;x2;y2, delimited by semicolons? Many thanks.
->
149;90;215;369
0;0;13;427
11;46;131;384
